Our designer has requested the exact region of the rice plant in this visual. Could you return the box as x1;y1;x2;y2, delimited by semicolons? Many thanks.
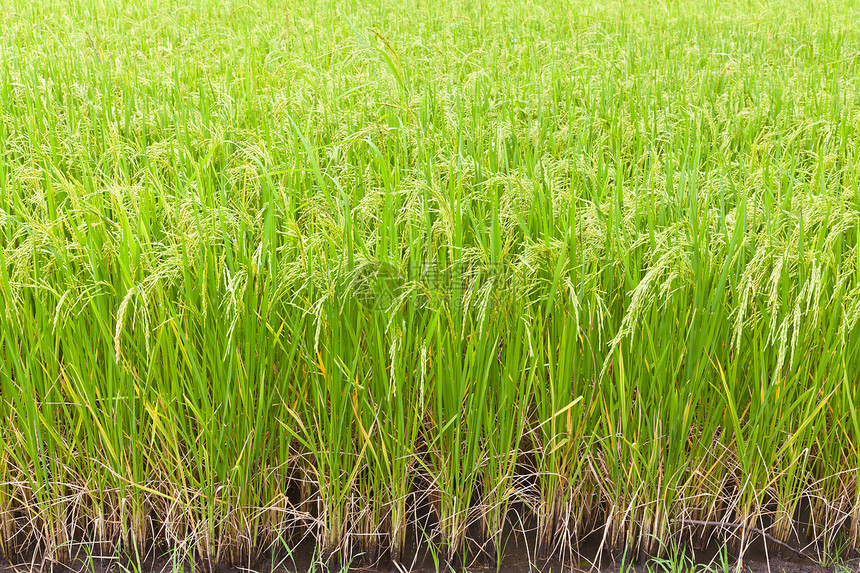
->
1;0;860;569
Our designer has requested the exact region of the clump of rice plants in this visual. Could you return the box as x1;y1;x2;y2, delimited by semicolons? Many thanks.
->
1;0;860;570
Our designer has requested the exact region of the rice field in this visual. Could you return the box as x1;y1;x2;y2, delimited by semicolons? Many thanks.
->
1;0;860;569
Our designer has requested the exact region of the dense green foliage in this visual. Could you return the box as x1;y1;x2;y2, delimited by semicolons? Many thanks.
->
2;0;860;568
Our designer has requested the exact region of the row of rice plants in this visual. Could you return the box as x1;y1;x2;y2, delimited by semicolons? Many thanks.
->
1;0;860;569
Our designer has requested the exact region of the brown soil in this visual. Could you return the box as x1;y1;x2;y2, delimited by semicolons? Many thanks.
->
1;545;857;573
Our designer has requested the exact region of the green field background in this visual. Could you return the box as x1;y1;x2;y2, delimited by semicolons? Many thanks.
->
1;0;860;568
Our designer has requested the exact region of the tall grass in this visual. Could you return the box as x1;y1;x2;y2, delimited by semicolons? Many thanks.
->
1;0;860;569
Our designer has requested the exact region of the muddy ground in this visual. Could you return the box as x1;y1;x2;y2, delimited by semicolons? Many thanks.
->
2;540;858;573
